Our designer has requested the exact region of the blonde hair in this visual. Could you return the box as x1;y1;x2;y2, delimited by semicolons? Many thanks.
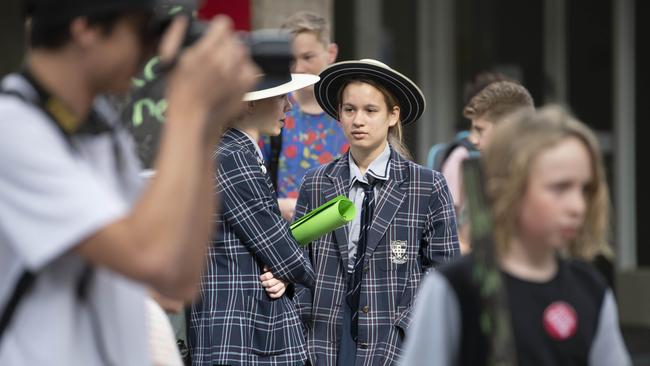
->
336;78;413;160
463;81;534;122
483;105;612;260
281;11;331;47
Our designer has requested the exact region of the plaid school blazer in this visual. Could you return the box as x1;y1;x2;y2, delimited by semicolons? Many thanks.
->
294;149;460;366
188;129;315;366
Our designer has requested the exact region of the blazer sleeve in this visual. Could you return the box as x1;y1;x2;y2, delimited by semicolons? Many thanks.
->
218;149;315;289
291;172;316;326
421;171;461;269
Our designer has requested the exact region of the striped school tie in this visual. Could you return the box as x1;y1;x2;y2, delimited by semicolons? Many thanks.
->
347;177;376;341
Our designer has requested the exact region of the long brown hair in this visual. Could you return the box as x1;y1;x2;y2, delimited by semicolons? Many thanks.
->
336;77;412;160
483;105;612;260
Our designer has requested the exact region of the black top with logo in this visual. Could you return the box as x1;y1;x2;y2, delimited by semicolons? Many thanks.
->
442;254;607;366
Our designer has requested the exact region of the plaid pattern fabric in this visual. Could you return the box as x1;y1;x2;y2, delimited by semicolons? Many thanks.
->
293;149;460;366
188;129;315;366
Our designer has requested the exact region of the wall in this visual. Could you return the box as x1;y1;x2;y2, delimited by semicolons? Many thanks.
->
251;0;332;29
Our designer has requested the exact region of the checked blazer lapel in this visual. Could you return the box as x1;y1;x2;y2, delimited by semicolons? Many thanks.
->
365;150;409;256
223;128;277;196
324;156;351;273
222;129;282;218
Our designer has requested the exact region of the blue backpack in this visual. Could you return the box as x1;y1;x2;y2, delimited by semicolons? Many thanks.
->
427;131;479;172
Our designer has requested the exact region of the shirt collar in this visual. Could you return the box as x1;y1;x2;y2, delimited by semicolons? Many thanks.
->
349;143;391;187
235;128;265;163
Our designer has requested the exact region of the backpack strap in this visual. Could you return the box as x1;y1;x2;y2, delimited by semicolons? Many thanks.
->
427;142;451;170
0;271;36;342
0;89;39;342
441;135;480;168
0;82;96;347
443;137;477;162
457;136;478;154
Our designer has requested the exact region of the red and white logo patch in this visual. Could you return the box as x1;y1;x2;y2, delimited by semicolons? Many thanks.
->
543;301;578;340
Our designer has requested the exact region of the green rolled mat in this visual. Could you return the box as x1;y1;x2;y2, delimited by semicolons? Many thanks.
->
290;195;356;246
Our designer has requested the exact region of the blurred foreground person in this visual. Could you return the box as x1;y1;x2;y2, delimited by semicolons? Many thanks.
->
401;105;630;365
0;0;257;364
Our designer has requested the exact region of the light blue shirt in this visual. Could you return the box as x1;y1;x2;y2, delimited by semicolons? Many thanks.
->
347;143;391;270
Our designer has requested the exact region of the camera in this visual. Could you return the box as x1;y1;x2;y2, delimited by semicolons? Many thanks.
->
148;14;292;76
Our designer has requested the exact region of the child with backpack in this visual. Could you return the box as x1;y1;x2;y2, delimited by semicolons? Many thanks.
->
401;105;631;365
441;78;534;252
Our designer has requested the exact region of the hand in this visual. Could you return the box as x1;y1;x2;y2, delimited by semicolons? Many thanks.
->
260;266;287;299
149;289;185;313
161;15;258;136
278;198;297;221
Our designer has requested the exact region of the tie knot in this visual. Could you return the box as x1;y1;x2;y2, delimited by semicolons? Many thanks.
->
359;177;376;193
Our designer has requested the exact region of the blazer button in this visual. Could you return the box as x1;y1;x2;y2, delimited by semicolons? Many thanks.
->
363;266;369;273
359;342;369;349
362;305;369;313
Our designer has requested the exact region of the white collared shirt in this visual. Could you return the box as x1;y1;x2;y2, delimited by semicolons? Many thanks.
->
235;128;267;174
346;143;391;270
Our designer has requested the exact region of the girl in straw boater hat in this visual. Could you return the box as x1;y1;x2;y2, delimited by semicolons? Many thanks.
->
292;59;461;365
187;37;319;365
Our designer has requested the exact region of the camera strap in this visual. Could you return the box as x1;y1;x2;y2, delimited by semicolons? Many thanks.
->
0;74;101;358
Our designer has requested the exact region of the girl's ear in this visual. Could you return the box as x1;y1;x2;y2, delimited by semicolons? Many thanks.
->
388;106;400;127
247;101;256;114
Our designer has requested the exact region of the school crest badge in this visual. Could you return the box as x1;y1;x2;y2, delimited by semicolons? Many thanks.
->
390;240;408;264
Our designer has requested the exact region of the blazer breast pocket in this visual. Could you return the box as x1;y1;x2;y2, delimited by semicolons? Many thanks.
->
247;296;288;356
376;239;410;273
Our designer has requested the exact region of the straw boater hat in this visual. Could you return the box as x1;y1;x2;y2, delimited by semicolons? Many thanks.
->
314;59;426;126
243;30;319;101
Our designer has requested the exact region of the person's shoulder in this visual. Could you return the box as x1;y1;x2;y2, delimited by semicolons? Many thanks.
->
304;156;342;180
438;254;475;281
0;95;62;149
214;141;260;176
215;132;252;158
563;258;609;295
0;94;44;123
445;144;471;165
400;155;447;187
431;255;479;300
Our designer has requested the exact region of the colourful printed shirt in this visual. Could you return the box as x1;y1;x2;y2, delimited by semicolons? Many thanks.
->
261;93;348;199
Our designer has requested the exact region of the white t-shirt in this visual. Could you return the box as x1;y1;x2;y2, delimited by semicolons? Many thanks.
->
0;74;149;365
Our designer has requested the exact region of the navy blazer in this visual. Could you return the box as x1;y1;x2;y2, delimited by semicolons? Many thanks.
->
189;129;315;366
294;148;460;366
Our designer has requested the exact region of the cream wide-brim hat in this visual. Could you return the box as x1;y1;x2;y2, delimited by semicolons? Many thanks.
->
243;73;320;101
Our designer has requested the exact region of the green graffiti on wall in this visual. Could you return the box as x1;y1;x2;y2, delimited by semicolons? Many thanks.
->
132;57;161;88
132;98;167;127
